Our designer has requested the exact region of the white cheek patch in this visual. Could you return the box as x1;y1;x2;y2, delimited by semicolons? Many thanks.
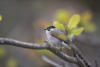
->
50;28;57;31
50;29;54;31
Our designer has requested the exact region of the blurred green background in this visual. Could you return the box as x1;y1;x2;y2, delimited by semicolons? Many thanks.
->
0;0;100;67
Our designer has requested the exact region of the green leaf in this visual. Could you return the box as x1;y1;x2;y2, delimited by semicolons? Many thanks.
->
84;23;95;32
80;20;96;32
68;34;71;39
6;57;17;67
81;11;92;21
55;10;69;24
0;46;5;58
38;50;54;55
68;14;80;30
0;15;2;21
53;21;65;30
71;27;84;35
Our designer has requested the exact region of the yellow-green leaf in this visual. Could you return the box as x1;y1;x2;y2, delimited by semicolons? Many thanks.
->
53;21;65;30
81;11;92;21
68;14;80;30
55;10;69;24
6;57;17;67
0;15;2;21
80;20;96;32
71;27;84;35
0;46;5;58
68;34;71;39
84;23;95;32
38;50;54;56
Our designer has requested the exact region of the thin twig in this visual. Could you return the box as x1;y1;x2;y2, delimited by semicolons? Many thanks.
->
70;42;91;67
95;59;98;67
42;55;63;67
42;55;71;67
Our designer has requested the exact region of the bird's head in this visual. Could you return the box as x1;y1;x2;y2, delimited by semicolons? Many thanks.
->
44;26;56;31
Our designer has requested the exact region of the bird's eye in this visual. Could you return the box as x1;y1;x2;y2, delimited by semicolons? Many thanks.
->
48;29;50;31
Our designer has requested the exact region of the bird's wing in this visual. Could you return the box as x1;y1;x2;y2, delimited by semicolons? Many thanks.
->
50;30;67;41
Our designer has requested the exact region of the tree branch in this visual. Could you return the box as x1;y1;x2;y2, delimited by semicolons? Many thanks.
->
0;38;77;64
0;38;48;49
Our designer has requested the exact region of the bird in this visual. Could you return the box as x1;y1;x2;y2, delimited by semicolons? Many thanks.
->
44;26;71;50
44;26;91;67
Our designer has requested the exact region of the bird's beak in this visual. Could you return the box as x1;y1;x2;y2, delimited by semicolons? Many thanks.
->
44;29;46;30
40;27;46;31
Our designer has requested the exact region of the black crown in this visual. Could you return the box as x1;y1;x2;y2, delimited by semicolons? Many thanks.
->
46;26;56;31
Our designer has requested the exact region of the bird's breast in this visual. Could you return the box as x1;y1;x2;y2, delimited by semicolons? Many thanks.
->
47;34;60;46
